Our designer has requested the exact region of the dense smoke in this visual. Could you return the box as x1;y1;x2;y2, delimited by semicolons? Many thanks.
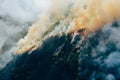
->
0;0;50;69
77;21;120;80
0;0;120;80
16;0;120;54
1;21;120;80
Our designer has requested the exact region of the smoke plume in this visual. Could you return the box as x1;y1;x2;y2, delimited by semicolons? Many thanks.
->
16;0;120;54
0;0;50;69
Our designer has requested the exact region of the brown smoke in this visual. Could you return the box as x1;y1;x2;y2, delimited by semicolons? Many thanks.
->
71;0;120;35
16;0;120;54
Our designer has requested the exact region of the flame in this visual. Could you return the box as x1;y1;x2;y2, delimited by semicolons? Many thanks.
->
16;0;120;54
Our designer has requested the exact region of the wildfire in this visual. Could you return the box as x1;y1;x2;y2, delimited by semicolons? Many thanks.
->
16;0;120;54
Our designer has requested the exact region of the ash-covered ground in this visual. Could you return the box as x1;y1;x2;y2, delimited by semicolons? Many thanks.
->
0;21;120;80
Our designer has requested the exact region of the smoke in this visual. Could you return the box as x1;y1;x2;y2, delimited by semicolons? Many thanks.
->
16;0;120;54
16;0;74;53
1;21;120;80
1;0;120;79
0;0;50;23
0;0;50;69
84;21;120;80
101;22;120;68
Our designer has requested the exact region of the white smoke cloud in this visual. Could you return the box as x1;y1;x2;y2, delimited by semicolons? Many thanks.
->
88;21;120;79
0;0;50;69
0;0;50;23
105;52;120;68
105;74;116;80
102;22;120;68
